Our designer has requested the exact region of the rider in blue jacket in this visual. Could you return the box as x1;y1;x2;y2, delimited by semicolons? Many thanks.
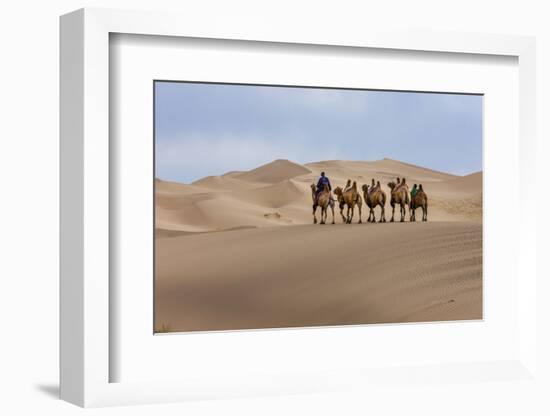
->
316;172;332;199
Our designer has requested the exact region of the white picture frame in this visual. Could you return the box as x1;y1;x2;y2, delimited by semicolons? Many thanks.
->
60;7;538;408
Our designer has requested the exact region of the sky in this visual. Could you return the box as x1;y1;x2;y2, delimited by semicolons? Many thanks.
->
155;81;483;184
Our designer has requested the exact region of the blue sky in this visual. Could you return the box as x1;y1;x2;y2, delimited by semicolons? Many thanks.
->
155;82;482;183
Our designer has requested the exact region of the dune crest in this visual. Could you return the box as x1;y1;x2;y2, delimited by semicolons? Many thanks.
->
234;159;312;183
156;159;482;236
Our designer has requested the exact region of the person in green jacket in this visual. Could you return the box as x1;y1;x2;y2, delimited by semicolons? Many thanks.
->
410;184;418;205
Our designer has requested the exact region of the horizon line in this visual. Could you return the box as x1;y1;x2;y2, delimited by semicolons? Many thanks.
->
155;157;483;185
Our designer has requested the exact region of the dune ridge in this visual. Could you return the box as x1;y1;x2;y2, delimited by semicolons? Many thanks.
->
234;159;312;183
156;158;482;235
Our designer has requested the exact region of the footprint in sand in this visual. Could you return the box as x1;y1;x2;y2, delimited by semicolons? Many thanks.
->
263;212;293;223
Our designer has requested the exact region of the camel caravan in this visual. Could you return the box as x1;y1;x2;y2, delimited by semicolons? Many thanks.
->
311;173;428;225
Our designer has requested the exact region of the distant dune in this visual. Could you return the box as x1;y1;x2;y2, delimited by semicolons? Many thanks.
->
156;158;482;235
233;158;312;183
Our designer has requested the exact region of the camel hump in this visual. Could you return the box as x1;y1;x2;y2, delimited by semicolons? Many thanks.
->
419;184;423;191
352;181;357;189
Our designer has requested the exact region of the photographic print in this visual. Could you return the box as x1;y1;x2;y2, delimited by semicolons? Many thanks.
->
154;81;482;333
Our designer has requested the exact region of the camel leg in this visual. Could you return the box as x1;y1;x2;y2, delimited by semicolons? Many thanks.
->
390;202;395;222
312;204;318;224
348;205;354;224
400;204;405;222
350;205;355;224
423;204;428;222
356;204;362;224
380;205;386;223
339;204;346;223
330;203;335;224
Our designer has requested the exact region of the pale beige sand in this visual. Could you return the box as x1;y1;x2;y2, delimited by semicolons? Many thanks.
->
155;159;483;332
155;222;482;332
155;158;482;235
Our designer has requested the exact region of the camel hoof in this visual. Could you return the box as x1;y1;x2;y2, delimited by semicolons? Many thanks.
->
358;220;362;224
332;221;335;225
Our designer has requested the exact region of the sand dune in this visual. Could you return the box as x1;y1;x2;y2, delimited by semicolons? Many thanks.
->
155;159;483;332
234;159;312;183
191;175;260;191
235;179;309;208
155;178;207;195
155;222;482;332
155;158;482;234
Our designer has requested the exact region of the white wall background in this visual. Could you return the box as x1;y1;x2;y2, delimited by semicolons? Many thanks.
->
0;1;548;415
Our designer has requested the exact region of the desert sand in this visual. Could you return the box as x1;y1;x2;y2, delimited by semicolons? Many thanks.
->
155;159;482;332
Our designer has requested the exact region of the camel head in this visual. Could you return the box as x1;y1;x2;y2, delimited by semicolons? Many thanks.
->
387;181;396;190
333;186;343;197
311;183;316;193
362;184;369;193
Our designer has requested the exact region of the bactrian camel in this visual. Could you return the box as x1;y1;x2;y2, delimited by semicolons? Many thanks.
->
311;183;335;225
333;180;362;224
387;178;409;222
362;180;387;223
410;184;428;222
